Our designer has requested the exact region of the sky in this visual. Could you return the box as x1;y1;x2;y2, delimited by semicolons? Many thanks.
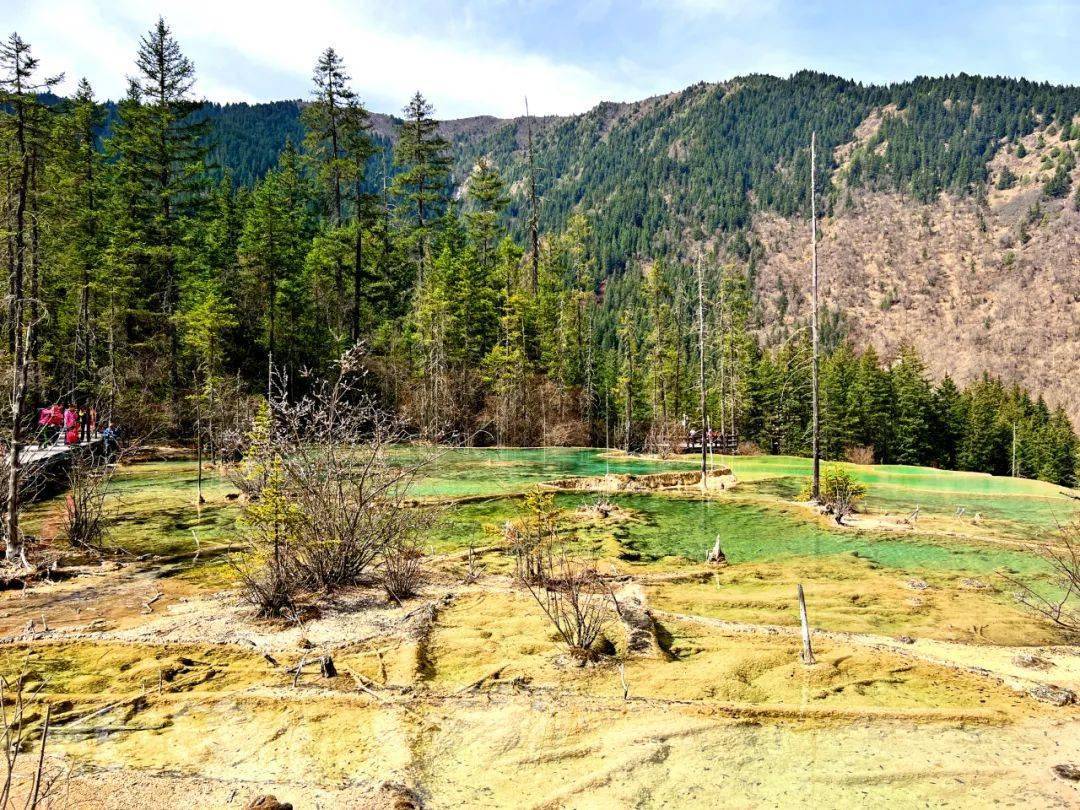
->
4;0;1079;118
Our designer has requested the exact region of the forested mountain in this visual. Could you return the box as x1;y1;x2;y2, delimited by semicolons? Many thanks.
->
185;72;1080;257
6;22;1078;498
187;75;1080;422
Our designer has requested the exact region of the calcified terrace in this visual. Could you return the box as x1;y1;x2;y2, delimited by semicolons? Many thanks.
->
2;449;1078;807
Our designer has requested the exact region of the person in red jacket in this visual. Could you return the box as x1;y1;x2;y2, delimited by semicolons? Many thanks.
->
64;406;79;445
43;403;64;447
37;407;52;448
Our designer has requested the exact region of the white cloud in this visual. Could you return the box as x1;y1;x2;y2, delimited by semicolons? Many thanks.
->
9;0;636;117
645;0;778;17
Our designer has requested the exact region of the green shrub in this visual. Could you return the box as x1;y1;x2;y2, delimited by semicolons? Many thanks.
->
801;466;867;524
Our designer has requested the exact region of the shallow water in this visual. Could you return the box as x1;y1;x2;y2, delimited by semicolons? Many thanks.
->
29;450;1076;583
403;446;695;498
430;491;1048;576
25;460;237;558
410;449;1078;526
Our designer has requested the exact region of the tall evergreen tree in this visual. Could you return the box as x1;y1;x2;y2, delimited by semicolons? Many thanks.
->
890;345;935;465
48;78;105;406
392;92;450;284
108;18;210;401
301;48;355;227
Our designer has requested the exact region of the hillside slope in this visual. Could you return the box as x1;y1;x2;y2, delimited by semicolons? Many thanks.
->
753;124;1080;422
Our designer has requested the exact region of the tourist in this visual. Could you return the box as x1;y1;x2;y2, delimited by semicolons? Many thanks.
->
102;422;118;461
64;405;79;445
37;406;53;448
48;403;64;445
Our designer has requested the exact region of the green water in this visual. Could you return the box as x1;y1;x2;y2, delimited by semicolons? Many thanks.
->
404;446;695;499
25;461;238;558
29;450;1075;583
729;455;1078;533
609;494;1046;574
408;449;1077;527
415;449;1077;579
429;492;1047;576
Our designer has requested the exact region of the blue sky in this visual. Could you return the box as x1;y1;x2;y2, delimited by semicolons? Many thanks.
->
4;0;1079;118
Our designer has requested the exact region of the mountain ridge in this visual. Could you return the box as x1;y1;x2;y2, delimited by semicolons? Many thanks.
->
183;72;1080;420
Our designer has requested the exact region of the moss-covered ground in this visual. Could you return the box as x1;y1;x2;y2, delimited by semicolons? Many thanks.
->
1;448;1077;807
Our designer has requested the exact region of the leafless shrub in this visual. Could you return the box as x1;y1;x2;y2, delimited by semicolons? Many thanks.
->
59;428;153;557
645;419;687;459
843;444;876;465
736;440;763;456
0;673;64;808
1007;521;1080;640
60;454;111;554
462;543;483;584
523;552;614;664
232;344;437;614
381;535;425;603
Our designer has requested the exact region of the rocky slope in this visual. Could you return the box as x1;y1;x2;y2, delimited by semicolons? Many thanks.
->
753;122;1080;422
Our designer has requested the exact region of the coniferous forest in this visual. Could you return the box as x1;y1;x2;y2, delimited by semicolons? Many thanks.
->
2;19;1076;488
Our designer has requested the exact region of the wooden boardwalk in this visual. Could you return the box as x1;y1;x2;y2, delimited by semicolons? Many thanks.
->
20;435;105;499
22;435;103;466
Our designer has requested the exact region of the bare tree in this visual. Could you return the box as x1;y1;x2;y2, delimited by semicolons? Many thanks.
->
0;673;64;808
524;96;540;291
1008;521;1080;640
522;551;613;664
1;34;60;566
695;260;707;487
232;344;436;615
809;131;821;501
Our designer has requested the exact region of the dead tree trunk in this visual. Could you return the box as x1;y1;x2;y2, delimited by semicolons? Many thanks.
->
696;261;707;489
810;131;821;501
525;97;540;292
706;537;726;564
797;583;815;665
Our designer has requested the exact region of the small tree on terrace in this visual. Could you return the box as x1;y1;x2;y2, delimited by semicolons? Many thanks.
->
511;489;615;663
804;465;867;524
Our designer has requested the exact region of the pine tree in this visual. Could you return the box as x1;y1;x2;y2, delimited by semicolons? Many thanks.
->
890;345;935;465
48;78;105;406
931;375;965;468
239;168;306;360
819;342;857;459
959;375;1009;474
342;100;377;341
1036;406;1077;486
848;346;892;461
392;92;450;284
301;47;355;227
0;32;61;562
108;18;210;401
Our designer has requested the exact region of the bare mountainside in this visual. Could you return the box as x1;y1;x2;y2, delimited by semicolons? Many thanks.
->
754;123;1080;422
